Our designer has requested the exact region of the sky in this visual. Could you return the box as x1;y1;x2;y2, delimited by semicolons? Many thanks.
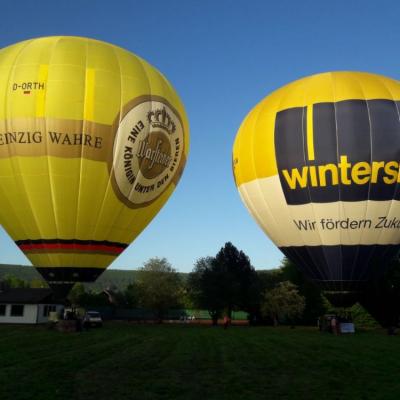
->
0;0;400;272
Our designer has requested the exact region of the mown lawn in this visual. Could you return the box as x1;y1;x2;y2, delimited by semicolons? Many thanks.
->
0;322;399;400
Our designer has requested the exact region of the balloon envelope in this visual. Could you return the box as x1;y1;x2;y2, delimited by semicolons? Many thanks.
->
0;36;189;292
233;72;400;297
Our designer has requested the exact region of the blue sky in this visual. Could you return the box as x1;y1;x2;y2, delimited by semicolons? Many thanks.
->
1;0;400;272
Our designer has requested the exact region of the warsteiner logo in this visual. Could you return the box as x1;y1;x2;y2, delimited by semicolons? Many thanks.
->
147;107;176;134
136;133;172;179
275;99;400;205
112;97;184;207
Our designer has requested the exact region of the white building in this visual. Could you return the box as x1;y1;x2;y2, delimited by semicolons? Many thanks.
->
0;288;64;324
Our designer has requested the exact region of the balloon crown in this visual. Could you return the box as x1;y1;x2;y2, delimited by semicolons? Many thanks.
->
147;107;176;134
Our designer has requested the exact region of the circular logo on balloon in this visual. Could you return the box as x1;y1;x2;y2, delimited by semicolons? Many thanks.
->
112;97;185;207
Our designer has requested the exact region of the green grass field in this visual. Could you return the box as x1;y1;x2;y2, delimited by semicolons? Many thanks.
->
1;323;400;400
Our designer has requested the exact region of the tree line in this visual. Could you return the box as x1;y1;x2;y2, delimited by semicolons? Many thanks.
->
70;242;317;325
3;242;400;327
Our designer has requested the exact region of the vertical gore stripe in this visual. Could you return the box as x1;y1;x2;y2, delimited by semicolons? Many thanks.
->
306;105;315;161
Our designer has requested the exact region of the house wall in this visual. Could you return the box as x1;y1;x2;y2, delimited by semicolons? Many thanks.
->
0;303;64;324
37;304;64;324
0;304;38;324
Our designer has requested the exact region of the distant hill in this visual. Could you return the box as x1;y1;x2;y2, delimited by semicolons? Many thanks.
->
0;264;141;291
0;264;274;292
0;264;43;282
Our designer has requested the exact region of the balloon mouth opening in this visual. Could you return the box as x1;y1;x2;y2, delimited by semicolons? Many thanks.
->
48;283;74;302
35;267;105;302
36;266;104;283
318;280;366;307
313;279;369;291
323;291;361;308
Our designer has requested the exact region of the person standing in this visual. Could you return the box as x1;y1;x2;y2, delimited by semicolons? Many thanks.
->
223;315;230;329
331;316;339;335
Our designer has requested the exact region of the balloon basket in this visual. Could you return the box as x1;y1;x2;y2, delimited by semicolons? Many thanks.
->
56;319;78;333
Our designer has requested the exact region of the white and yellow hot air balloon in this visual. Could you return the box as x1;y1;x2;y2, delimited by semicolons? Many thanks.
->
0;36;189;297
233;72;400;305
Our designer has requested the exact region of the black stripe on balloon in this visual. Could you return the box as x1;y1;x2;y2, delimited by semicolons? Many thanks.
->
279;244;399;292
36;267;105;283
275;106;309;205
275;99;400;205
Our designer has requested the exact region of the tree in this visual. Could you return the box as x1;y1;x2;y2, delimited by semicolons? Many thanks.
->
30;279;48;288
261;281;305;326
68;283;110;308
123;282;140;307
214;242;261;316
258;269;285;292
188;257;225;325
280;257;326;325
68;282;87;306
188;242;261;324
255;269;286;325
135;257;183;321
3;274;28;288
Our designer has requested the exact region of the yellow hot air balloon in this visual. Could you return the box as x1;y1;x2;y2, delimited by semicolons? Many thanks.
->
0;36;189;297
233;72;400;305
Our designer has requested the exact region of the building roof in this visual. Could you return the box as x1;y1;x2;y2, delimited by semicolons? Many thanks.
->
0;288;59;304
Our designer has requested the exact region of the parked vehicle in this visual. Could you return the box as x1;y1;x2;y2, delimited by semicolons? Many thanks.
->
83;311;103;327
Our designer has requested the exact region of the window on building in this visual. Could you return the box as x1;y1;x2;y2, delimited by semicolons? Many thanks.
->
10;305;24;317
43;305;57;317
0;304;6;316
